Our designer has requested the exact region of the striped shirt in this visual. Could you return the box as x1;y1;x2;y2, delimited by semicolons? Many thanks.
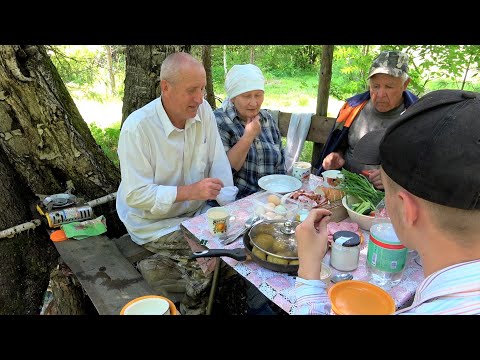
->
293;259;480;315
214;103;286;199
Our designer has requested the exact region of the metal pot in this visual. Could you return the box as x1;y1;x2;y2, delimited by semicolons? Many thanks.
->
190;219;299;274
248;220;300;261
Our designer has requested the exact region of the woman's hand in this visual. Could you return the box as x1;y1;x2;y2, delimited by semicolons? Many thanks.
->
243;114;262;141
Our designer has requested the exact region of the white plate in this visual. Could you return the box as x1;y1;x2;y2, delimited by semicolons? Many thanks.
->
258;175;302;194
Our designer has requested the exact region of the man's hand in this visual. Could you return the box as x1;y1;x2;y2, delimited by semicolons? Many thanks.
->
193;178;224;200
363;169;384;190
322;152;345;170
243;114;262;141
296;208;332;280
177;178;224;202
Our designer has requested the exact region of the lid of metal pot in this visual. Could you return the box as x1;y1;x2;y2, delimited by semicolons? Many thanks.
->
248;220;300;260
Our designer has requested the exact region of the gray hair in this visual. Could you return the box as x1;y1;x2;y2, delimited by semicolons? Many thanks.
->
368;72;410;87
160;52;202;84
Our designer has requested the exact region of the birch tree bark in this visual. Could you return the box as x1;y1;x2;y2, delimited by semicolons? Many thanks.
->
0;45;125;313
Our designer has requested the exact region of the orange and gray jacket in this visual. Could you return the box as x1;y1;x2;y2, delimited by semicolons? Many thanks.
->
314;90;418;174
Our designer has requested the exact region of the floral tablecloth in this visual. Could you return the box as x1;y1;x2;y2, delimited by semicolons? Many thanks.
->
180;176;425;314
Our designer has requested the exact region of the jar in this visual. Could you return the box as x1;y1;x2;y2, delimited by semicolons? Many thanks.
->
330;231;360;271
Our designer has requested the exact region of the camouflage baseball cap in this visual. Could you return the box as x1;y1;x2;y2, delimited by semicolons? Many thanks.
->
368;50;409;79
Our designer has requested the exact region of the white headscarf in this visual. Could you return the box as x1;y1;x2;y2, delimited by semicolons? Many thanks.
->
221;64;265;110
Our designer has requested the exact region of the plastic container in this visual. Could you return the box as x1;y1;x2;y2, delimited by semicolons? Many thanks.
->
328;280;395;315
330;231;360;271
366;200;407;289
253;191;299;222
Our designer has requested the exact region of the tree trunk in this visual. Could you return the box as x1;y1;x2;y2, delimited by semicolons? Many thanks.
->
43;263;96;315
105;45;116;96
250;46;255;64
312;45;334;171
202;45;216;110
461;56;471;90
0;144;58;314
223;45;228;78
0;45;125;313
121;45;191;125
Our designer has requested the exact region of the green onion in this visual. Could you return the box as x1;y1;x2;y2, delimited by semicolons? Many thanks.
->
339;169;384;214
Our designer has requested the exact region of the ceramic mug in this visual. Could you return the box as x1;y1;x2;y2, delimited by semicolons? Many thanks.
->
292;161;311;182
206;207;230;238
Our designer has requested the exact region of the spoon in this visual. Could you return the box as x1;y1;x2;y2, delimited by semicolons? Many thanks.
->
330;273;353;284
222;215;260;245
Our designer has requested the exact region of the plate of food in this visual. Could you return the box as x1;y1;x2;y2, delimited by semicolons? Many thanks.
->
258;175;302;194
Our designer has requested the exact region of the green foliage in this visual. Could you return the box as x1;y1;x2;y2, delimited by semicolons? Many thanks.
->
50;44;480;168
89;122;120;167
210;45;322;85
47;45;125;102
329;45;378;100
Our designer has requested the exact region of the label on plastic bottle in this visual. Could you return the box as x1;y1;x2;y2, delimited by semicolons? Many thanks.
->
367;223;407;273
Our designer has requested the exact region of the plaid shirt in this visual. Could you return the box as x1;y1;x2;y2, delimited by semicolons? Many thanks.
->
214;103;286;199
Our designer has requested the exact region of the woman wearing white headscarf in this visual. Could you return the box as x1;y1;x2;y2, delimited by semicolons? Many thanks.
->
214;64;286;199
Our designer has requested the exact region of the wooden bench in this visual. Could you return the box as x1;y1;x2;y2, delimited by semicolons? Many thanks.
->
52;234;154;315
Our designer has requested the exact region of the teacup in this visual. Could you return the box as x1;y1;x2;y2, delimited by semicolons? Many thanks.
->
206;207;230;238
292;161;311;182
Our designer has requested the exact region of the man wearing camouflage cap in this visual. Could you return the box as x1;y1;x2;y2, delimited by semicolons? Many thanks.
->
315;50;418;189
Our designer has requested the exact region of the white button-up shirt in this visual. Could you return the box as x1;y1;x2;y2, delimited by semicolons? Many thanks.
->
116;98;235;245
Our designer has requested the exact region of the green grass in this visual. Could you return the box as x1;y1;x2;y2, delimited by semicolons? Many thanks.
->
281;138;314;164
89;122;121;168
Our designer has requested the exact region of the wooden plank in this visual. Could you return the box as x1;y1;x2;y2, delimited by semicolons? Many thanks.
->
53;235;154;315
112;233;153;263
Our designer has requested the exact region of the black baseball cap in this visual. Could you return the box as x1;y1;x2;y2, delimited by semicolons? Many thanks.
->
354;89;480;210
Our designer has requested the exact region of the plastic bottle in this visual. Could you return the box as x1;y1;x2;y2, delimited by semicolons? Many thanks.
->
366;199;408;290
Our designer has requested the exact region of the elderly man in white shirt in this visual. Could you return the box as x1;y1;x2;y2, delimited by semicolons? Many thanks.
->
116;52;237;315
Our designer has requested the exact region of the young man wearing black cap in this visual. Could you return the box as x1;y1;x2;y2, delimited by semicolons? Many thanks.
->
315;50;418;189
294;89;480;315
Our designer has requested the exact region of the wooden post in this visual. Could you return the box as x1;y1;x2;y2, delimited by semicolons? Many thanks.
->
312;45;334;173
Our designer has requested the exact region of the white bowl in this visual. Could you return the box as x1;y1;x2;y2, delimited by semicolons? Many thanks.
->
341;196;375;231
120;295;174;315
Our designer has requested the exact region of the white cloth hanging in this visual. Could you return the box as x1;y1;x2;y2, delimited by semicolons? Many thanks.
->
285;112;313;174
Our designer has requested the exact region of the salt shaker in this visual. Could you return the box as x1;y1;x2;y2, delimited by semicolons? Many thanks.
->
330;230;360;272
